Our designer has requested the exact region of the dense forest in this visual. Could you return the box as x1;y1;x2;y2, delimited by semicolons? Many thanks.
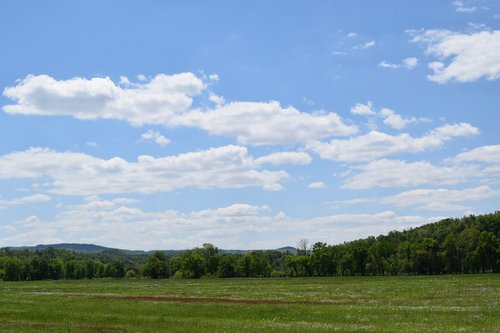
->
1;212;499;281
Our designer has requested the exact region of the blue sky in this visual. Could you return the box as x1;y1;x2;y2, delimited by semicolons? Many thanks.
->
0;0;499;250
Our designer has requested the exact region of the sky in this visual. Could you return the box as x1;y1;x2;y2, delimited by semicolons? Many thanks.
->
0;0;499;250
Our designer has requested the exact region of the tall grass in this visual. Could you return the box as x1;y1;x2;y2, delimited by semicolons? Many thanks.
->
0;275;498;332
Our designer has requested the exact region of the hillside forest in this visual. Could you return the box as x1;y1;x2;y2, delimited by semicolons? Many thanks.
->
1;212;499;281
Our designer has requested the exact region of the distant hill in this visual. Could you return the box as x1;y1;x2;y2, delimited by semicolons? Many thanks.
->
7;243;297;255
33;243;113;253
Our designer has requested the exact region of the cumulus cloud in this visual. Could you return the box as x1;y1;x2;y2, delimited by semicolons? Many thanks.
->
308;182;327;189
350;102;429;129
3;73;205;125
378;61;401;69
0;146;288;195
453;144;500;164
379;58;418;70
452;0;476;13
255;151;312;166
402;57;418;69
0;193;51;209
3;74;357;146
342;159;479;189
171;101;357;145
355;40;376;49
140;130;170;145
382;185;499;211
0;196;442;249
410;29;500;83
380;108;419;129
308;123;478;162
208;93;225;106
350;101;376;115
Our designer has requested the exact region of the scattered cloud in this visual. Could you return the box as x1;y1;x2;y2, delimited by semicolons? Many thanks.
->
350;101;376;115
341;159;479;189
453;144;500;164
262;183;285;192
208;93;225;106
208;73;220;81
171;101;357;145
403;57;418;69
347;32;358;38
3;74;359;146
0;196;442;249
380;108;420;130
0;194;51;209
378;61;401;69
3;73;205;126
350;102;429;129
308;182;327;189
140;130;170;146
410;29;500;83
379;57;418;70
308;123;478;162
382;185;499;211
0;146;289;195
452;0;477;13
355;40;376;49
255;151;312;166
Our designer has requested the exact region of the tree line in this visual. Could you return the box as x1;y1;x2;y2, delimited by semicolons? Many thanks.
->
1;212;498;281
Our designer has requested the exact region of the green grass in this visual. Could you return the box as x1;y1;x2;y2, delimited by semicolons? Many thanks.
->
0;275;499;332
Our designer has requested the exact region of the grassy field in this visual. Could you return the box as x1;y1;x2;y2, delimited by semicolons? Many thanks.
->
0;275;498;332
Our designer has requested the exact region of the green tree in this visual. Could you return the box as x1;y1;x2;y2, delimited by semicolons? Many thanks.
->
218;254;237;278
143;251;170;279
202;243;220;276
3;258;24;281
180;249;205;278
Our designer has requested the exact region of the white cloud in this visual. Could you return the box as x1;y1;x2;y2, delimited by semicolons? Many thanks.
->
0;196;443;250
208;74;220;81
356;40;375;49
255;151;312;166
452;1;477;13
382;185;499;211
140;130;170;146
350;102;429;129
347;32;358;38
2;74;358;146
263;183;285;192
0;146;289;195
379;58;418;70
350;101;376;115
0;193;51;209
411;29;500;83
171;101;357;145
342;159;479;189
308;182;327;189
119;76;131;85
453;144;500;164
3;73;205;126
208;93;225;106
308;123;478;162
378;61;401;69
402;57;418;69
380;108;419;130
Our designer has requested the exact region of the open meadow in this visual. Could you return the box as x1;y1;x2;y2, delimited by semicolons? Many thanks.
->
0;275;499;332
